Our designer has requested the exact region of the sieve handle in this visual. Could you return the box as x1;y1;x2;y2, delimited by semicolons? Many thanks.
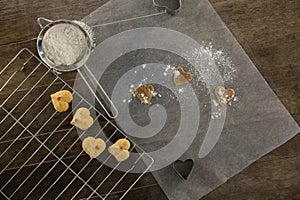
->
78;65;118;119
37;17;53;28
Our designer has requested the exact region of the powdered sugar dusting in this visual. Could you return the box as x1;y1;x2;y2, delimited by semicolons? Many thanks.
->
43;24;87;66
184;42;236;84
163;65;176;76
178;88;184;93
211;108;222;119
174;70;180;77
212;100;219;107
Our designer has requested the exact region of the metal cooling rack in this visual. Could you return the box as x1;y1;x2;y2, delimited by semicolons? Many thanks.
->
0;48;154;200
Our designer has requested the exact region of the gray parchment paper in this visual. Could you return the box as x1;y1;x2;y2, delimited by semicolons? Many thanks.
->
73;0;300;199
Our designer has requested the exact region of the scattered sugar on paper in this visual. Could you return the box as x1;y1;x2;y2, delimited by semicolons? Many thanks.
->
162;65;175;76
211;108;222;119
212;99;219;106
180;42;237;118
174;70;180;77
142;78;148;83
183;42;236;84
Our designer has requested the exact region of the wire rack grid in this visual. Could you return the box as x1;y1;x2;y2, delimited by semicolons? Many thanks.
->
0;48;154;200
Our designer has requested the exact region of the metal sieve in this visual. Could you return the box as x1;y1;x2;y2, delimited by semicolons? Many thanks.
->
36;17;118;118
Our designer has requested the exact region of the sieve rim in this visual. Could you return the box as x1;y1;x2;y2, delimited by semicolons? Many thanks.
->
37;19;92;72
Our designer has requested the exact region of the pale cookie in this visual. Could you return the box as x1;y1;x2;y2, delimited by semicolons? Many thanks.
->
173;66;193;86
50;90;73;112
82;137;106;158
214;86;235;106
71;107;94;130
134;84;155;104
108;138;131;162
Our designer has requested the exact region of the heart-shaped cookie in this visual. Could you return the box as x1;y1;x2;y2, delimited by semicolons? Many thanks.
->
172;159;194;180
134;84;155;104
153;0;182;15
70;107;94;130
214;86;235;106
50;90;73;112
108;138;131;162
82;137;106;159
173;66;193;86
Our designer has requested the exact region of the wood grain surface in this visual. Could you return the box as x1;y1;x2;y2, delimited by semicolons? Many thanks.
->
0;0;299;199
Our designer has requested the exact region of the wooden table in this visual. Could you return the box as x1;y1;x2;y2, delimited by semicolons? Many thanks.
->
0;0;299;199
